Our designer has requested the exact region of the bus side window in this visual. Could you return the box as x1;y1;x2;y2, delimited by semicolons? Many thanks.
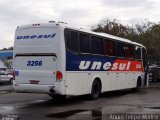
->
64;29;71;49
116;42;125;58
91;36;103;55
79;33;90;53
64;29;79;53
135;46;141;59
104;39;115;56
125;44;135;59
70;31;79;52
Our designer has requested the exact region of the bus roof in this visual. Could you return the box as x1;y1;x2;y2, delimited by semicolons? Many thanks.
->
16;22;145;48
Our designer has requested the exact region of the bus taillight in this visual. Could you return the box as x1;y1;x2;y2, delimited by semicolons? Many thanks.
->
56;71;63;81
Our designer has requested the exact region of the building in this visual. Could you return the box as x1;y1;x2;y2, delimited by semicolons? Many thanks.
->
0;50;13;68
0;50;13;58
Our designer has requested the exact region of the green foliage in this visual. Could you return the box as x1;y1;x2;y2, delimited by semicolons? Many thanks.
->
92;19;160;58
1;46;13;51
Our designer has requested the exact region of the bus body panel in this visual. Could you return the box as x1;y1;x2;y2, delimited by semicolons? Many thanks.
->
65;71;144;96
14;27;58;85
14;27;58;54
65;72;89;95
14;56;57;85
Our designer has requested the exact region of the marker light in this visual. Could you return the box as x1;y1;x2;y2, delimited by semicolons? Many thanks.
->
32;24;40;27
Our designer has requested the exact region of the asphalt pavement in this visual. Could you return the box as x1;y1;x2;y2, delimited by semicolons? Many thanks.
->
0;84;13;93
0;83;160;120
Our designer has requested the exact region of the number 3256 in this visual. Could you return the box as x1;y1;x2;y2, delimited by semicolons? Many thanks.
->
27;61;43;66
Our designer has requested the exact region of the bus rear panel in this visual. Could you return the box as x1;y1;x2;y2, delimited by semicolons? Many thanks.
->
13;23;66;95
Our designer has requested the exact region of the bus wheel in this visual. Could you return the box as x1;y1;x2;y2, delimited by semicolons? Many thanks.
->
136;78;142;89
132;78;141;91
90;79;101;100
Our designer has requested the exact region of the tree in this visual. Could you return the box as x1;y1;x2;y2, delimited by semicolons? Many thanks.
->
91;19;160;59
1;46;13;51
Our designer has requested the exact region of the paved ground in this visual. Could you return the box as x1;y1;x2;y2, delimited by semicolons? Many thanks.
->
0;83;12;92
0;83;160;120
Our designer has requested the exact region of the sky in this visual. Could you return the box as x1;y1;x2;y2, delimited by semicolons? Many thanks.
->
1;0;160;49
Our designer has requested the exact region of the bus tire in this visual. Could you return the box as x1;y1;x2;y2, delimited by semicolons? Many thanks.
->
132;77;141;91
136;77;142;89
90;79;101;100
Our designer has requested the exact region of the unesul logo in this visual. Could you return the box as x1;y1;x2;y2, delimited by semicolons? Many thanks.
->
16;33;56;40
79;61;131;71
78;60;143;71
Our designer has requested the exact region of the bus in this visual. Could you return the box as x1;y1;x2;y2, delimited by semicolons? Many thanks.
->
13;21;148;99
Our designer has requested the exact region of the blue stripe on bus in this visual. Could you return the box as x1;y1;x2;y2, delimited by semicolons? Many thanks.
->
66;50;116;71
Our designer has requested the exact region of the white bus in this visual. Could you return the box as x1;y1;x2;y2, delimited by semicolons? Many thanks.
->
13;22;148;99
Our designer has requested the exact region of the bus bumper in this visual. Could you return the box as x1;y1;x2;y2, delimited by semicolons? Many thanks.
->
13;80;56;94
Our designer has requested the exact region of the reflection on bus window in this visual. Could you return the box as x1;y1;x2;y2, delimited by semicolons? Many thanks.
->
91;36;103;55
135;46;141;59
104;39;115;56
79;33;90;53
125;44;135;58
116;42;125;58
